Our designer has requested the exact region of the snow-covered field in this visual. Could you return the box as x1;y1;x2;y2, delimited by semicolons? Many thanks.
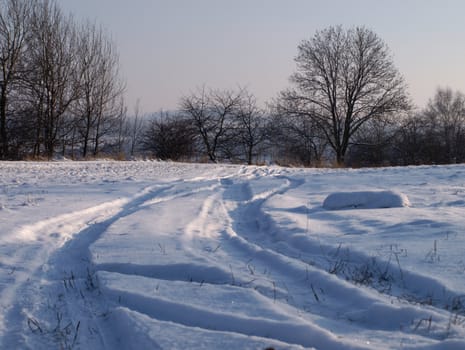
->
1;161;465;349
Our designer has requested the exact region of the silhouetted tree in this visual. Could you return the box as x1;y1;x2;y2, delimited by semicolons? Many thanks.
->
25;0;80;158
0;0;31;159
347;116;398;166
234;89;267;164
394;113;431;165
73;21;124;158
180;87;242;162
142;112;195;160
279;26;410;165
272;98;328;166
422;87;465;163
0;0;127;159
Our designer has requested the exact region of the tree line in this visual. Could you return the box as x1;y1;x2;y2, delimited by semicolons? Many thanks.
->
143;26;465;167
1;0;464;167
0;0;128;160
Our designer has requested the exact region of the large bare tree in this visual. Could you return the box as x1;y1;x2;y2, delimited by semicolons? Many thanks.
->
0;0;127;159
74;21;125;157
0;0;31;158
279;26;409;165
26;0;80;158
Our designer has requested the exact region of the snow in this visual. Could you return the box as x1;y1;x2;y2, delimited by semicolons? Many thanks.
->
1;161;465;349
323;190;411;210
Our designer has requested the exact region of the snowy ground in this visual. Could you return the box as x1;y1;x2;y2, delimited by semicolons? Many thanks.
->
1;161;465;349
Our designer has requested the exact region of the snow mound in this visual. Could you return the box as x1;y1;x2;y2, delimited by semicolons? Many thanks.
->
323;190;410;210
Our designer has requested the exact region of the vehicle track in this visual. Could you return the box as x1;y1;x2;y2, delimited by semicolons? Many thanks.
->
91;175;373;349
216;176;464;344
1;179;221;349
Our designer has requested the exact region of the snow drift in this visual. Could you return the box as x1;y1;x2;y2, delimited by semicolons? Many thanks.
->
323;190;411;210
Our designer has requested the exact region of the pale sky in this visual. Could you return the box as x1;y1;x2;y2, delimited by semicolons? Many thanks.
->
59;0;465;113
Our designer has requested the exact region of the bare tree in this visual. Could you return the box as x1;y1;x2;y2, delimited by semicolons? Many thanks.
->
273;97;328;166
91;42;125;156
422;87;465;163
72;21;125;158
180;87;241;162
394;112;430;165
235;89;267;165
348;116;399;166
74;21;102;158
128;99;145;157
26;0;80;158
279;26;409;165
0;0;31;159
0;0;128;159
114;97;128;156
390;88;465;166
142;111;195;160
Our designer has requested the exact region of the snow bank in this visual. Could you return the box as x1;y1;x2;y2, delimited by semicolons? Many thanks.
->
323;190;410;210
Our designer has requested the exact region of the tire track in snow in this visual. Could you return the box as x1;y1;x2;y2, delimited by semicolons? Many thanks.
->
1;185;166;290
11;179;224;349
96;175;369;349
96;262;233;285
0;184;164;348
98;272;361;350
66;172;460;348
0;194;137;348
86;175;345;349
1;180;223;349
217;177;461;344
120;175;373;349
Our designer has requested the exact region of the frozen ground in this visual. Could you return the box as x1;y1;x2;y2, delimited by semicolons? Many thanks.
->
1;161;465;349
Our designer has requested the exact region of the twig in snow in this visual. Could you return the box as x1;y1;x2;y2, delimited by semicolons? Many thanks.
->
27;317;43;333
425;240;440;263
311;284;320;303
158;243;166;255
71;321;80;348
413;316;432;332
272;281;276;302
229;264;236;285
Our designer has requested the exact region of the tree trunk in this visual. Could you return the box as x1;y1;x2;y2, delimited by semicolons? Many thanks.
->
93;113;101;156
336;148;345;166
0;87;7;159
247;144;253;165
82;114;91;158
